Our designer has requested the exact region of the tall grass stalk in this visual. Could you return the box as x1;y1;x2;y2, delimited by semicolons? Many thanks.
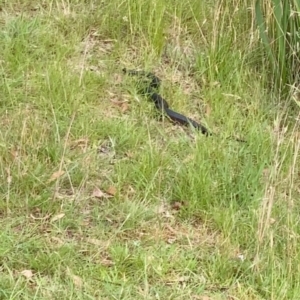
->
255;0;300;93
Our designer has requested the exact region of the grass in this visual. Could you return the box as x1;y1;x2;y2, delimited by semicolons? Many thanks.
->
0;0;300;299
255;0;300;93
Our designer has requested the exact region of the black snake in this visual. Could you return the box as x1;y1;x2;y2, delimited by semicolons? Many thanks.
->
123;68;245;143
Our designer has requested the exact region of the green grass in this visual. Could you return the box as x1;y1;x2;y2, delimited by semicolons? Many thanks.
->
255;0;300;93
0;0;300;299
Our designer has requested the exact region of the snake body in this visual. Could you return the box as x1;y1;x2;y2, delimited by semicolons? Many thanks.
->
123;68;210;136
123;68;246;143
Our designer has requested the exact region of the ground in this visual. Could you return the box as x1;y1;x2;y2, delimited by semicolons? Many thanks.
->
0;1;300;299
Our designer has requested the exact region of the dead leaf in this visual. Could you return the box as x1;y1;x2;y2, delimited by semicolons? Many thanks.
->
121;102;129;113
125;151;134;158
21;270;33;279
222;93;242;100
182;154;194;164
91;187;113;199
205;104;212;116
106;186;117;196
109;97;129;113
86;238;110;247
66;268;83;288
101;257;115;267
70;138;89;150
5;168;12;184
192;296;212;300
156;203;174;218
164;210;174;219
98;142;113;155
165;275;189;285
86;238;102;246
126;185;135;196
211;81;220;89
72;274;83;288
113;73;123;84
92;187;106;198
50;236;64;247
157;203;167;214
237;254;245;261
10;149;19;160
110;98;128;107
171;201;186;211
261;168;270;184
48;170;65;183
167;238;176;244
51;213;65;222
30;214;51;220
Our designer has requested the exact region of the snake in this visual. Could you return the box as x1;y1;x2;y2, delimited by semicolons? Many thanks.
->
123;68;245;142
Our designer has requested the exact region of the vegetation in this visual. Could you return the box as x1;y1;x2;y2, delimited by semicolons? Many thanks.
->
255;0;300;93
0;0;299;299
